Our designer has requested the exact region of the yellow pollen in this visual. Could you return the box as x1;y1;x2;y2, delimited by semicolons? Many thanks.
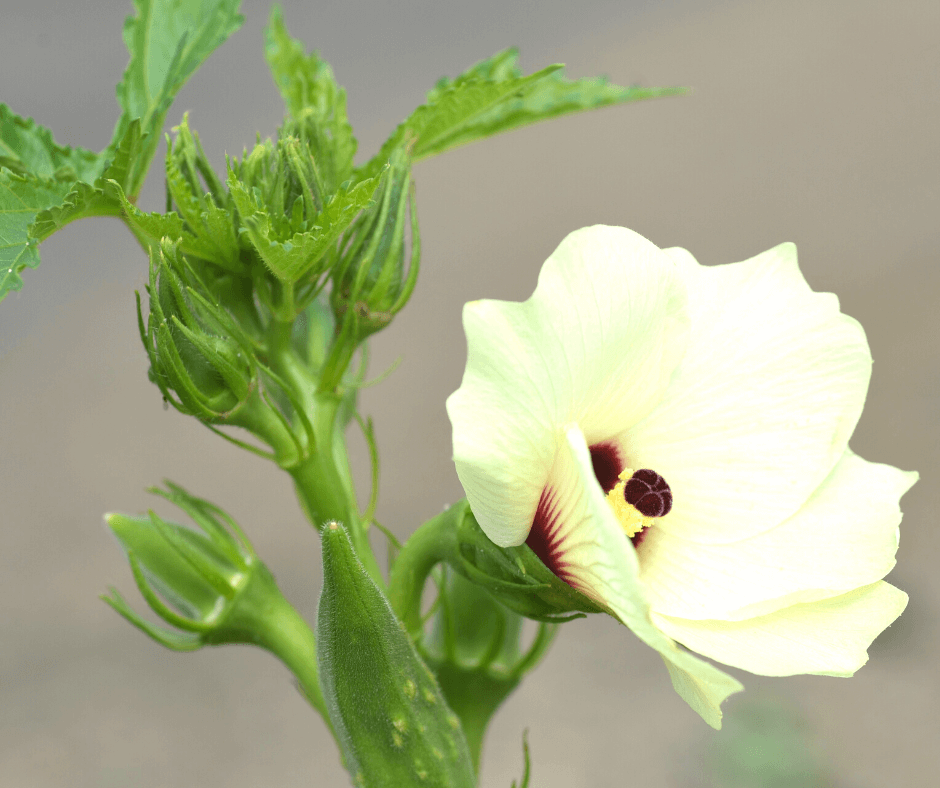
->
605;468;657;538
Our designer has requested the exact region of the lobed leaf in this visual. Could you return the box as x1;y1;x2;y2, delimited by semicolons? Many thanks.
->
28;120;146;244
0;170;72;301
0;104;102;183
359;47;686;178
110;0;245;197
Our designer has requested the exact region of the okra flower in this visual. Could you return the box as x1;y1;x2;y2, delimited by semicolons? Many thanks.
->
446;226;915;727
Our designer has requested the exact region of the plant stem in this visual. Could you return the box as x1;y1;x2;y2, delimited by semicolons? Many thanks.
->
387;503;463;637
216;564;335;738
265;318;385;587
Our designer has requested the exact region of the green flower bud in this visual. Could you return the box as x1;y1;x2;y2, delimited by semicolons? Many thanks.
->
330;147;419;342
103;483;270;651
139;238;257;422
162;115;244;276
226;129;379;295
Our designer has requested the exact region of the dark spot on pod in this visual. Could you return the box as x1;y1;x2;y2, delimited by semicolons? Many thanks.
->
624;469;673;517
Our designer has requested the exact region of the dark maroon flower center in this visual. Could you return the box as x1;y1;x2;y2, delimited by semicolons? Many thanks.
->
623;469;673;518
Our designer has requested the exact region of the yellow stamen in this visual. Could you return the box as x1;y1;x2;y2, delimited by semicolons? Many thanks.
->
605;468;656;538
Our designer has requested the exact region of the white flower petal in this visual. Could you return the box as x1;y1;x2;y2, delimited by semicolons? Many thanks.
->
622;242;872;544
641;451;917;620
532;425;742;728
447;226;688;547
653;582;908;676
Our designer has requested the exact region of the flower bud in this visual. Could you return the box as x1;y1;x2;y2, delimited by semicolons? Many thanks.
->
164;114;243;275
139;238;257;422
103;483;271;651
227;129;379;291
330;147;419;342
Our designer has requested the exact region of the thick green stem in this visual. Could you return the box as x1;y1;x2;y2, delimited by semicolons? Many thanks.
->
288;398;384;587
265;319;385;587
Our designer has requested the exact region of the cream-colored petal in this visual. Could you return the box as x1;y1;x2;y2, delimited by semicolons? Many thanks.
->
641;451;917;620
653;582;908;676
539;425;742;728
622;242;872;545
447;226;688;547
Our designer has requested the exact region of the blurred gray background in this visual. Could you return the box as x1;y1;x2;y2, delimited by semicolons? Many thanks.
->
1;0;937;786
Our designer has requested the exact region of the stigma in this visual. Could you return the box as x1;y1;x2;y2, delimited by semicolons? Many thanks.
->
605;468;673;538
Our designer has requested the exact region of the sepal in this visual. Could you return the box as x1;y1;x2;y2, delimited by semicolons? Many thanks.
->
449;501;605;623
422;569;556;770
160;115;242;273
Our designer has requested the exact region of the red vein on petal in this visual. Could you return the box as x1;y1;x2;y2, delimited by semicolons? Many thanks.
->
526;487;577;586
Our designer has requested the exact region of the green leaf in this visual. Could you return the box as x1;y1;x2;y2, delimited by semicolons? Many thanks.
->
358;60;560;181
28;120;146;244
264;7;356;188
110;0;245;197
0;170;72;300
359;48;686;178
318;523;476;788
229;168;379;284
0;104;101;183
0;117;145;302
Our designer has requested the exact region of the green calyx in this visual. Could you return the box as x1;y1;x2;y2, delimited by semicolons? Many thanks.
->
103;482;264;651
139;238;257;422
422;570;557;774
386;501;601;772
330;147;420;346
390;500;603;636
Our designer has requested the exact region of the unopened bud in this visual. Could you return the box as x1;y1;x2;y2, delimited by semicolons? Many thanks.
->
331;147;419;341
103;483;272;651
139;239;257;422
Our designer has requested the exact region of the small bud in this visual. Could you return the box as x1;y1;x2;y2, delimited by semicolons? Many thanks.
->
330;147;419;342
164;115;243;275
227;130;378;291
139;239;257;422
103;483;270;651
